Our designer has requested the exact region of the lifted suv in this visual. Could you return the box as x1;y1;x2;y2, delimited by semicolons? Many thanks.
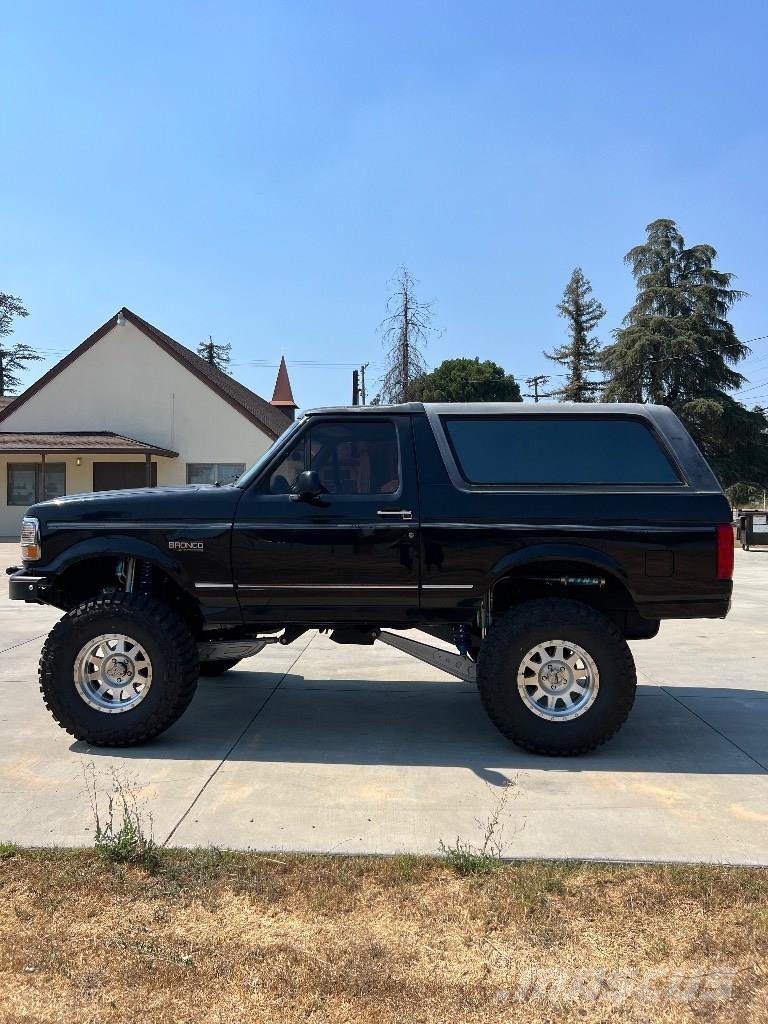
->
9;402;733;755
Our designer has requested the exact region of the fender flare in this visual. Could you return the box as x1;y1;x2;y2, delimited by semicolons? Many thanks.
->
41;536;196;594
487;542;634;595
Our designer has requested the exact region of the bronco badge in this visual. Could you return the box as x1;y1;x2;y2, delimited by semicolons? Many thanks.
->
169;540;204;551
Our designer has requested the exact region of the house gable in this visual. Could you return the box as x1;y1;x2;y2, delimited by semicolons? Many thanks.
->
0;308;291;440
0;316;280;463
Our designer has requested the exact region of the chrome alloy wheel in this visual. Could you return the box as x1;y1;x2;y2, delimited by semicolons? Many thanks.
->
74;634;153;714
516;639;599;722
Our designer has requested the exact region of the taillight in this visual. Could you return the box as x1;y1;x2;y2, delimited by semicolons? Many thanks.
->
716;523;734;580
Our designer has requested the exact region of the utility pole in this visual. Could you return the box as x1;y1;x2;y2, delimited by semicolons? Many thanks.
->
359;362;369;405
352;369;360;406
525;375;550;403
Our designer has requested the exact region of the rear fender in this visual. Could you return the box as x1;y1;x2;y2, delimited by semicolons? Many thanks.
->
488;542;633;594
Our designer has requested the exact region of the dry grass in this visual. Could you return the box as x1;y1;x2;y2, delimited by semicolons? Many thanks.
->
0;847;766;1023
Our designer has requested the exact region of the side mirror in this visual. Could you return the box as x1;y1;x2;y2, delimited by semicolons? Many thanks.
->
292;469;325;502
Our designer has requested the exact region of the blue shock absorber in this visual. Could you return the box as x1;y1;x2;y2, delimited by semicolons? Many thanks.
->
453;623;470;657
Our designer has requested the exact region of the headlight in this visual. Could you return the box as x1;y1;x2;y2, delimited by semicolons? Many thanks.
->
20;517;41;561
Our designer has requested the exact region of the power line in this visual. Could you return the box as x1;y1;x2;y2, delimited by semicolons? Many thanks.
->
735;377;768;396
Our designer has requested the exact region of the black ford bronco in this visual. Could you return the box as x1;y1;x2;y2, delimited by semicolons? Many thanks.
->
8;403;734;755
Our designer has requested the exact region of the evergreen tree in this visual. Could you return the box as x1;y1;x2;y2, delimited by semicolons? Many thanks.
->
544;268;605;401
0;292;40;396
196;335;232;373
601;219;764;489
378;267;435;403
602;219;747;404
413;357;521;402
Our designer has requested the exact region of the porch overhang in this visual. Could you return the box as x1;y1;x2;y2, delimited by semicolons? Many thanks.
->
0;432;178;458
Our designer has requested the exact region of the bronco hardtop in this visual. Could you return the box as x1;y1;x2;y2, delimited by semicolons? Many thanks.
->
8;401;733;755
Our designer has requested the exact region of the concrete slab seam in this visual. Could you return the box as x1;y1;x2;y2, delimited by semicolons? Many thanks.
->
161;636;316;846
660;685;768;773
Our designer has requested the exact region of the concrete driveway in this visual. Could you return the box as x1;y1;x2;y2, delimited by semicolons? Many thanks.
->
1;541;767;863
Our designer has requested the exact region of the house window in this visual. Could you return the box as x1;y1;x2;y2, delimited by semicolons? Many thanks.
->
186;462;246;486
7;463;66;506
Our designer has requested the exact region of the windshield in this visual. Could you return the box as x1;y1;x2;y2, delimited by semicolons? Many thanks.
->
235;417;306;488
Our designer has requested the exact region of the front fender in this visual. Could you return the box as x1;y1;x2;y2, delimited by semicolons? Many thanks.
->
37;535;195;594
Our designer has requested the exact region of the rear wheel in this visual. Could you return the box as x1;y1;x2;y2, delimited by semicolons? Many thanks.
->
477;598;636;755
39;593;199;746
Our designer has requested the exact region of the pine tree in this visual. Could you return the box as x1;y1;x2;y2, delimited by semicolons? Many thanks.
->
601;219;763;488
0;292;40;396
544;268;605;401
378;267;435;403
602;219;747;404
196;335;232;373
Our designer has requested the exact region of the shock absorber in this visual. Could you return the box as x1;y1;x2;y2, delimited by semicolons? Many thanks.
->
453;623;470;658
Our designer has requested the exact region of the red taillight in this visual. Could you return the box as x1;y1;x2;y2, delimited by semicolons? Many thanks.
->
716;523;734;580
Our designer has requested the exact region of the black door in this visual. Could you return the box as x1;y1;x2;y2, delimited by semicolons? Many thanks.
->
93;462;157;491
232;415;420;624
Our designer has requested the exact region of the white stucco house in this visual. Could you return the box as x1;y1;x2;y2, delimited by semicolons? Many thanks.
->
0;308;297;537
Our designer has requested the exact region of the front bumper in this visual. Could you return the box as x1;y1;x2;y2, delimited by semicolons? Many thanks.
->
8;569;52;603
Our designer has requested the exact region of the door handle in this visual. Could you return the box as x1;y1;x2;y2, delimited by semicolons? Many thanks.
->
377;509;413;521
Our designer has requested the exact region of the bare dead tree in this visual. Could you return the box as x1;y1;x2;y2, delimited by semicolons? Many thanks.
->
377;267;436;403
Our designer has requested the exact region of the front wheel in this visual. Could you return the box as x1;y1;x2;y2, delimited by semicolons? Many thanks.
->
39;593;199;746
477;598;636;755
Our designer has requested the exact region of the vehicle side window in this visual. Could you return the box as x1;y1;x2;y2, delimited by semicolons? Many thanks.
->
262;421;400;495
263;436;307;494
442;416;681;486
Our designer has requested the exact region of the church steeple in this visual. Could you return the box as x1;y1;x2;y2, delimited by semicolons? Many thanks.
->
271;355;298;420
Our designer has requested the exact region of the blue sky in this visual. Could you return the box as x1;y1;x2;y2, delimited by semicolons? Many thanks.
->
2;0;767;409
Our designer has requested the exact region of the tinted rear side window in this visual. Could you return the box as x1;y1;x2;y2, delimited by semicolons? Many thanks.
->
443;416;681;485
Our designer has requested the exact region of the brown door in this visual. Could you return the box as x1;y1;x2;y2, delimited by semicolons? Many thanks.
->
93;462;157;491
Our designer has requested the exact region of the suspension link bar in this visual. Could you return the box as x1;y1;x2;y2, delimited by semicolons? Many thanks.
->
377;630;477;683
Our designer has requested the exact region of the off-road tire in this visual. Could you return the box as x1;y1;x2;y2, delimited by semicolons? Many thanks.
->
199;659;241;676
39;592;199;746
477;598;636;755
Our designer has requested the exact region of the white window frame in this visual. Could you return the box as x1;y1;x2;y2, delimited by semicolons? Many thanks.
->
186;462;246;485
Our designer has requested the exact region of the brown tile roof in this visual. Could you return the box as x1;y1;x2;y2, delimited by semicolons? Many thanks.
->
0;431;178;456
0;397;15;411
0;308;293;441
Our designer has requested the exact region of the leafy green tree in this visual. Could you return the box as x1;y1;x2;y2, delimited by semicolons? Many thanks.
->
196;335;232;373
724;479;768;510
544;268;605;401
601;219;767;489
0;292;40;396
683;397;768;489
413;357;521;402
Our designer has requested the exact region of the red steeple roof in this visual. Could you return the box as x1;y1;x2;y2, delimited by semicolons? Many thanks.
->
271;355;297;411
